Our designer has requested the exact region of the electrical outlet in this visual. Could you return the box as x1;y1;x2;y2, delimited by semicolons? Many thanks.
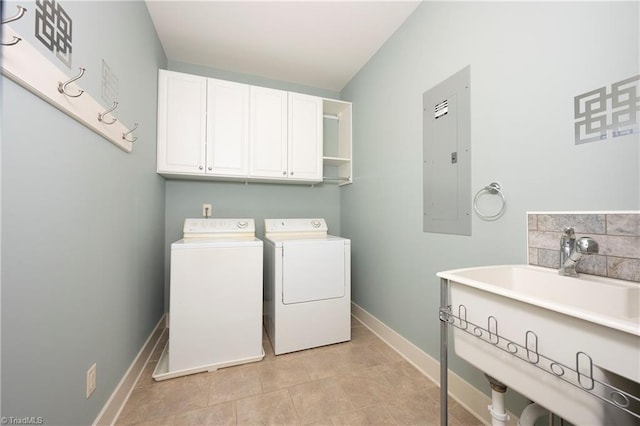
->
202;204;212;218
86;363;97;398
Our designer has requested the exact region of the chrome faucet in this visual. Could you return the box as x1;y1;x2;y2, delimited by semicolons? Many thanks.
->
559;227;599;276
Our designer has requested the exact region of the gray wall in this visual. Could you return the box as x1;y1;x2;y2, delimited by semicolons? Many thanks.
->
341;0;639;414
162;61;343;312
1;1;166;424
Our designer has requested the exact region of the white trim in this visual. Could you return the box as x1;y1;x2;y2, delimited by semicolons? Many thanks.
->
93;315;167;426
351;302;519;426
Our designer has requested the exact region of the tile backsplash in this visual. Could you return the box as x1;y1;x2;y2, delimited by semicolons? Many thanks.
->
527;212;640;283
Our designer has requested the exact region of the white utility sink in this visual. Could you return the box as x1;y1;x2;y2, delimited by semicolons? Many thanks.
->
438;264;640;425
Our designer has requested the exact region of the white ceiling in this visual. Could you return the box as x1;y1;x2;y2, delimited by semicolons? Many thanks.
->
145;1;422;92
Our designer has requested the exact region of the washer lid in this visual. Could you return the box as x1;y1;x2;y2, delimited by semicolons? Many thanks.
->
172;237;263;249
183;218;255;239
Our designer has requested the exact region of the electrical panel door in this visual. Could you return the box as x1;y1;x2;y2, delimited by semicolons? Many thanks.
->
423;66;471;235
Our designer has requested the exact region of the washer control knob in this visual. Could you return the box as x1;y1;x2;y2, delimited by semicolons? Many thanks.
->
237;220;248;228
311;220;321;228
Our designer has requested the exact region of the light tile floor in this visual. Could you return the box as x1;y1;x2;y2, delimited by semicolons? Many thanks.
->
116;318;481;425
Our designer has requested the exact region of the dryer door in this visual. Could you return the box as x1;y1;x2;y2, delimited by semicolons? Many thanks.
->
282;240;345;304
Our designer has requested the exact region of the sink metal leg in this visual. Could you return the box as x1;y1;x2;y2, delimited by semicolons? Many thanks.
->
440;278;449;426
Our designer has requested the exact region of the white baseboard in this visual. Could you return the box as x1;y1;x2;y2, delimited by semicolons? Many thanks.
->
93;315;167;426
351;302;519;426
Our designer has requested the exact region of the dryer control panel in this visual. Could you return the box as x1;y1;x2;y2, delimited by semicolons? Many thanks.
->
183;218;255;238
264;218;328;235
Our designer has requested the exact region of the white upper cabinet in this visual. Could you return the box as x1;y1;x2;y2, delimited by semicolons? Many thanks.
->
206;78;249;176
157;69;350;184
157;70;249;178
288;93;323;181
249;88;322;182
249;86;289;179
157;70;207;174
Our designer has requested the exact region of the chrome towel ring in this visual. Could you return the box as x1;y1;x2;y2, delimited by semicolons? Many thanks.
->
473;182;506;221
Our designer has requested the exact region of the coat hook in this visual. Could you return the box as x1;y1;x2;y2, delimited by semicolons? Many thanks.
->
122;123;138;143
57;67;86;98
98;102;118;125
2;36;22;47
2;5;27;23
2;5;27;46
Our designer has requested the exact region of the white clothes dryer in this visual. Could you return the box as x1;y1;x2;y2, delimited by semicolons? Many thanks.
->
263;218;351;355
153;218;264;381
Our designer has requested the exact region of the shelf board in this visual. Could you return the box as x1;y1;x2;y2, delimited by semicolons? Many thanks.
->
323;156;350;166
322;98;351;116
322;177;352;186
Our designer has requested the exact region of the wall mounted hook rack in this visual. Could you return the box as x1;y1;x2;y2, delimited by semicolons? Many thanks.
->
2;25;136;153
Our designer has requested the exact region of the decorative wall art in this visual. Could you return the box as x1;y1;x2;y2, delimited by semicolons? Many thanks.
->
101;59;119;105
574;75;640;144
35;0;73;67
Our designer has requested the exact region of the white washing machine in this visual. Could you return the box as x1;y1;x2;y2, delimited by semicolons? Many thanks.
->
263;218;351;355
153;218;264;381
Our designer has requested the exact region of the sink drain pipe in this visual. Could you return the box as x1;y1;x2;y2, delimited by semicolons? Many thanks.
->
486;375;510;426
518;402;549;426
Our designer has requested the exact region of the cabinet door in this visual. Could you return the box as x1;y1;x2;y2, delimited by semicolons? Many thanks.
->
157;70;207;174
288;93;323;181
206;78;249;176
249;86;288;179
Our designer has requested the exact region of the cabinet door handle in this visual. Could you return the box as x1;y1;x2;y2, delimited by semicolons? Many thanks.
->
282;171;286;175
208;166;212;171
199;166;203;170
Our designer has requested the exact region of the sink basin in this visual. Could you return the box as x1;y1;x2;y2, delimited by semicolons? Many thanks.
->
440;264;640;335
438;264;640;424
